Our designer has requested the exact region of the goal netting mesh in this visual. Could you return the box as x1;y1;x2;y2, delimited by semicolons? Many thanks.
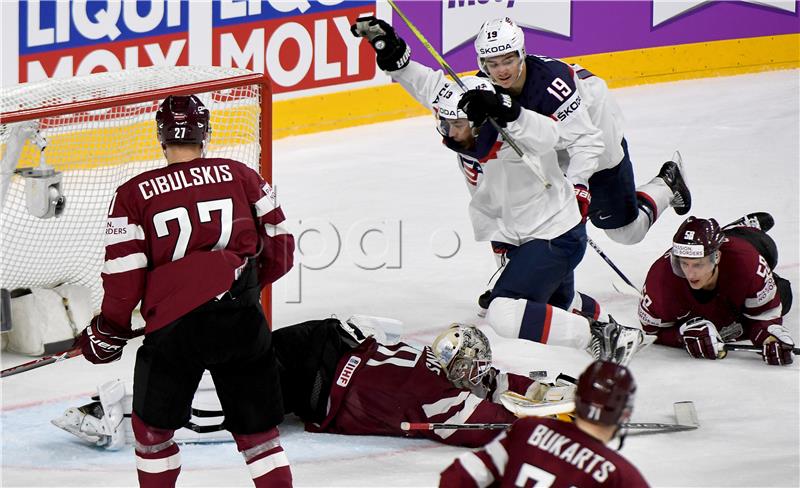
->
0;66;269;311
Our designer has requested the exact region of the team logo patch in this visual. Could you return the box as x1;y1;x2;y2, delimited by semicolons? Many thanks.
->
262;183;277;206
336;356;361;387
637;306;661;327
672;242;705;258
105;217;130;245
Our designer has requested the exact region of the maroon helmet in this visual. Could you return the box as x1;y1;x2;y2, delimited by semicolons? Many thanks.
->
670;216;724;275
575;360;636;426
156;95;210;148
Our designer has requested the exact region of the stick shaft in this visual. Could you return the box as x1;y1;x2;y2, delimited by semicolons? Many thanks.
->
1;349;80;378
586;237;637;290
1;328;145;378
402;421;696;432
724;343;800;355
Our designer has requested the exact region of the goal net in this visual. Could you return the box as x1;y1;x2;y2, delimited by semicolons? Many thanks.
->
0;66;271;317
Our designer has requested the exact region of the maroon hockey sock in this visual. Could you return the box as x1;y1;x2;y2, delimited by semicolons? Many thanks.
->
132;413;180;488
234;429;293;488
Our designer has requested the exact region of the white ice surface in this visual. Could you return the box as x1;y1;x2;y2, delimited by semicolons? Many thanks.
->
2;70;798;487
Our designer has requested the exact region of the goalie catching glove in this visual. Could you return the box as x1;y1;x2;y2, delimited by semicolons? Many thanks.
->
350;16;410;72
679;317;727;360
76;315;134;364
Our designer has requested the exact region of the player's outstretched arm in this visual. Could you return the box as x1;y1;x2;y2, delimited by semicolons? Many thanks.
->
351;16;447;112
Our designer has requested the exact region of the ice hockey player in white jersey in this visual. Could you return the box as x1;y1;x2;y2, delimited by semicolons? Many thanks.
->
351;17;643;364
472;17;691;246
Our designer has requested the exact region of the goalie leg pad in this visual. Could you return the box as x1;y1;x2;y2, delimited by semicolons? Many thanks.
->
51;402;109;447
97;379;129;450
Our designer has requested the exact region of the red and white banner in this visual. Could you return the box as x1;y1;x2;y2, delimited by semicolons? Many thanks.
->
3;0;387;97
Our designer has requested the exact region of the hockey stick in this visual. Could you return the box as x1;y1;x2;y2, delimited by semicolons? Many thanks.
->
385;0;550;188
401;421;694;434
724;343;800;355
402;401;699;435
1;348;84;378
586;237;640;294
1;328;145;378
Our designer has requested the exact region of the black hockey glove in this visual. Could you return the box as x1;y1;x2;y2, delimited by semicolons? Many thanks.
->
350;16;411;72
457;88;521;128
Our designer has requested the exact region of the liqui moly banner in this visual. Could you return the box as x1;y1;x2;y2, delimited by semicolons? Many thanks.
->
393;0;799;74
5;0;383;95
3;1;797;90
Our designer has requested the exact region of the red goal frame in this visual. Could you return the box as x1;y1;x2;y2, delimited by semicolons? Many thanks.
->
0;71;275;325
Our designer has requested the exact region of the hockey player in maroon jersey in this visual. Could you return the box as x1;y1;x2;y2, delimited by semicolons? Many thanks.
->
439;360;649;487
638;213;795;365
74;95;295;487
287;320;555;447
57;318;577;450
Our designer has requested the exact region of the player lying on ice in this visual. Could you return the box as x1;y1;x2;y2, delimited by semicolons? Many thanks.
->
55;317;581;450
638;212;795;365
439;360;649;487
349;18;644;363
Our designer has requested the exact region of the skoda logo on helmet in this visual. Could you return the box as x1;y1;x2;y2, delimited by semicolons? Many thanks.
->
479;44;513;56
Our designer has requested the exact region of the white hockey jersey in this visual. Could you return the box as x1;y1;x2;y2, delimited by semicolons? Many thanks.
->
571;63;626;172
392;62;580;245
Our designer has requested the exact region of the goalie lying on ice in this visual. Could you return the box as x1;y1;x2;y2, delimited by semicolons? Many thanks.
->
53;316;576;449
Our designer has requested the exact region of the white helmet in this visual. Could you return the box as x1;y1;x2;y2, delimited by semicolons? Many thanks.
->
432;324;492;389
474;17;526;76
435;76;495;135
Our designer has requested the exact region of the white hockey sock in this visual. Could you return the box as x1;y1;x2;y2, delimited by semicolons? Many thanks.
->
604;177;673;245
486;297;592;350
637;177;673;222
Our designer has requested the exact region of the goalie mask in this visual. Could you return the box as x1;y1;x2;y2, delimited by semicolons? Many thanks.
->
670;216;724;277
575;360;636;427
436;76;495;136
474;17;526;83
156;95;210;149
432;324;492;390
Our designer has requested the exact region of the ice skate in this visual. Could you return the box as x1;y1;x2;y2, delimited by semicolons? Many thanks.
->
658;151;691;216
587;316;645;366
723;212;774;232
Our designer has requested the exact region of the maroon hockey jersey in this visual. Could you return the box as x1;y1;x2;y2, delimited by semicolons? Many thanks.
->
101;158;294;332
638;235;782;347
307;337;537;447
439;417;649;487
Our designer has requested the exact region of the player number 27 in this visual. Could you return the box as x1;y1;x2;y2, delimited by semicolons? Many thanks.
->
153;198;233;261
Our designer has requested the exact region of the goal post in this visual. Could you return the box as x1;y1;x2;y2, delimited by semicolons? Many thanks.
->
0;66;274;328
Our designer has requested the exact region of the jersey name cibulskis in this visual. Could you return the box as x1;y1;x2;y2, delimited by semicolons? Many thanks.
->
528;423;618;483
138;164;234;200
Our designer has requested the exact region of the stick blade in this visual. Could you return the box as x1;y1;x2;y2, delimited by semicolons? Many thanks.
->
673;401;699;428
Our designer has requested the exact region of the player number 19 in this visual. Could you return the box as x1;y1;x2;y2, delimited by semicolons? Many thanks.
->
546;78;572;102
